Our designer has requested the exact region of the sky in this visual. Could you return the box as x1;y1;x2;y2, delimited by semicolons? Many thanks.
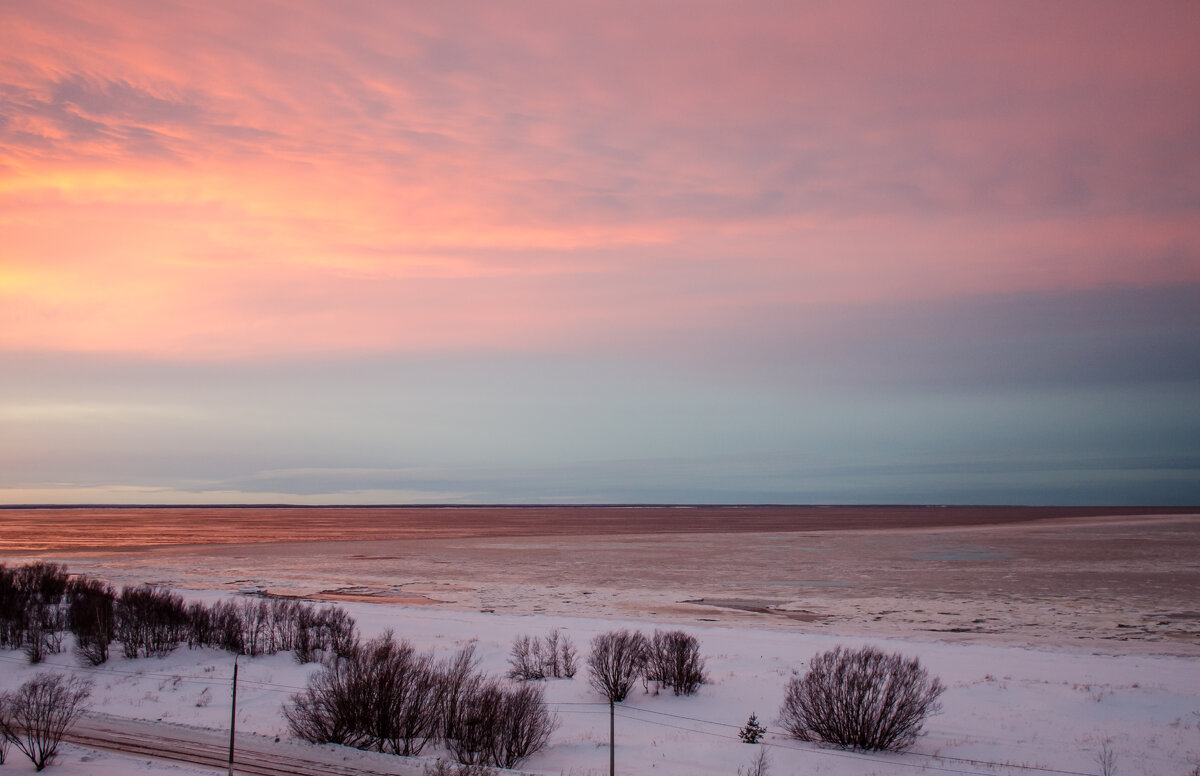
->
2;1;1199;505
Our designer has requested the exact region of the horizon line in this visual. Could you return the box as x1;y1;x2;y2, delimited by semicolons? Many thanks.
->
3;503;1197;510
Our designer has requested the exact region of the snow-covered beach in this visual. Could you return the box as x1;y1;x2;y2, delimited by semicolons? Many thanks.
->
2;598;1198;776
2;507;1198;775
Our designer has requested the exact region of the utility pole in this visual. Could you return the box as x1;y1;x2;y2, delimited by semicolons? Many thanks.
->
609;699;615;776
228;653;240;776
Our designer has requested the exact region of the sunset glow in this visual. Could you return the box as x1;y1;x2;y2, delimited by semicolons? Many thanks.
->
3;1;1198;504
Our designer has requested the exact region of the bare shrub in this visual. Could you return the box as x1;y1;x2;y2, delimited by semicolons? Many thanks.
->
587;630;648;703
0;698;8;765
282;650;372;748
284;631;442;755
1096;739;1117;776
185;601;215;649
291;603;321;663
737;746;771;776
321;606;359;660
508;634;545;680
508;629;579;680
422;760;498;776
437;644;483;743
779;645;945;752
367;635;442;756
558;632;578;678
1;563;70;660
0;564;22;648
68;578;116;666
0;673;91;771
115;585;189;658
15;564;69;605
445;679;556;768
22;624;48;664
645;629;706;695
183;594;356;662
287;634;552;769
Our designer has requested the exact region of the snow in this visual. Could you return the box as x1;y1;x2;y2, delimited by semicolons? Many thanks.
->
0;745;214;776
2;598;1198;776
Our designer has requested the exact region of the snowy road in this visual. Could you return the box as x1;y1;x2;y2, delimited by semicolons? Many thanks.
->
66;712;426;776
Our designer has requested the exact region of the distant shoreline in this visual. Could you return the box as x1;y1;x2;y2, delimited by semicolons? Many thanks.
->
3;503;1197;509
2;504;1196;556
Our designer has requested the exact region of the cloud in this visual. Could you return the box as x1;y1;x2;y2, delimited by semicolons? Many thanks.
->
2;2;1198;504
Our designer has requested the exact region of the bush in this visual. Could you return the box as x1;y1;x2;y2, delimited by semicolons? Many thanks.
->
0;563;70;660
284;631;442;755
507;629;578;680
0;673;92;771
445;679;556;768
423;761;498;776
68;578;116;666
367;635;442;756
1;564;359;666
645;629;706;695
587;629;647;703
737;746;771;776
779;645;945;752
437;644;482;743
286;636;554;769
115;585;189;658
183;594;356;662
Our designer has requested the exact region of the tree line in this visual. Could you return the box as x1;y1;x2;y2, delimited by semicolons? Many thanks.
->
1;562;356;667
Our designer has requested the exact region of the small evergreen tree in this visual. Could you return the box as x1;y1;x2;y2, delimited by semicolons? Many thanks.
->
739;712;767;743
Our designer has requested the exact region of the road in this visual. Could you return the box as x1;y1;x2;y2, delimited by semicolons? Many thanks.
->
66;712;426;776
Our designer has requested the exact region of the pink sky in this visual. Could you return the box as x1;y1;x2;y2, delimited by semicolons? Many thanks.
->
3;2;1199;504
3;0;1197;359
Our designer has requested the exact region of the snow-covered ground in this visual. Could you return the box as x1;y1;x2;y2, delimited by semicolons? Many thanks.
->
0;744;212;776
2;597;1198;776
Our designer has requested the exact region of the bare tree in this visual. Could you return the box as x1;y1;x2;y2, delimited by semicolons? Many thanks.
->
0;700;8;765
0;563;69;662
587;630;648;703
558;632;578;678
291;603;319;663
0;673;91;771
445;679;556;768
284;631;443;756
115;585;189;658
508;634;546;680
645;629;706;695
283;643;375;749
490;682;557;768
779;645;944;752
322;606;359;660
365;634;442;756
437;644;482;743
68;578;116;666
508;629;579;681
